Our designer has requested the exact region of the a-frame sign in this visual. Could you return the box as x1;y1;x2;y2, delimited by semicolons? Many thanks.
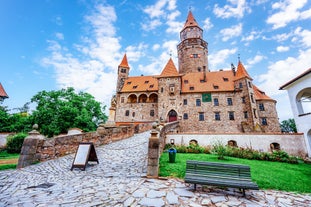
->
71;142;99;171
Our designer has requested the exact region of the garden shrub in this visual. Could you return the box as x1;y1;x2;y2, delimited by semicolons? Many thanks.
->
6;133;27;153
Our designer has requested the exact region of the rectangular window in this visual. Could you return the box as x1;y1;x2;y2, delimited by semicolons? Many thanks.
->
214;98;219;106
132;112;135;117
229;111;235;120
214;112;220;121
259;103;265;111
244;111;248;119
125;110;129;116
184;80;188;84
241;96;246;103
227;98;233;106
261;118;267;125
161;87;164;93
183;99;187;105
248;81;252;88
196;99;201;106
239;82;243;88
121;97;125;103
121;68;127;73
199;112;204;121
183;113;188;120
150;110;154;117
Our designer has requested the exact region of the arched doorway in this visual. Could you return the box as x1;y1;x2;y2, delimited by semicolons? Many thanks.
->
168;110;177;122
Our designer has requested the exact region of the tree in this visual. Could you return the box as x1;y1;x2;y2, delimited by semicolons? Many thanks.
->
280;118;297;133
31;87;107;137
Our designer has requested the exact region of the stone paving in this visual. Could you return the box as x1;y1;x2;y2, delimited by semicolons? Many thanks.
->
0;131;310;207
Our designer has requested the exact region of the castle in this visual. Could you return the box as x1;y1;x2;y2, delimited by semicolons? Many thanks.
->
109;11;281;133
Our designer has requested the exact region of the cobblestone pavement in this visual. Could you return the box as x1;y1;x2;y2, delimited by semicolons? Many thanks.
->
0;131;310;207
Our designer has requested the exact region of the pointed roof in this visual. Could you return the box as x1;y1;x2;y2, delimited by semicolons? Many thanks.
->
119;54;130;68
159;58;179;77
235;61;252;80
253;85;275;102
183;10;200;29
0;83;9;99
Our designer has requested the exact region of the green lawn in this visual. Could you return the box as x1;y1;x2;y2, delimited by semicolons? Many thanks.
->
159;153;311;193
0;151;19;170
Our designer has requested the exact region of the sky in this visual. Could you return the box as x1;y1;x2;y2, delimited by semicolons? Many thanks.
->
0;0;311;121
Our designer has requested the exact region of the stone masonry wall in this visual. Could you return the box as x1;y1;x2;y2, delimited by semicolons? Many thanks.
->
38;126;135;161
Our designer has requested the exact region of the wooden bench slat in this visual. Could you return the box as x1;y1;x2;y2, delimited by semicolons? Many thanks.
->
184;160;259;196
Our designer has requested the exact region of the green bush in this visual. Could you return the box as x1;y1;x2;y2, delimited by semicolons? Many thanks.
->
6;133;27;153
212;141;227;160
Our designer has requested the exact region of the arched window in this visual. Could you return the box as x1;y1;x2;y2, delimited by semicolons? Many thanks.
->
296;87;311;115
189;139;198;146
270;142;280;151
228;140;237;147
138;94;147;103
149;93;158;103
127;94;137;103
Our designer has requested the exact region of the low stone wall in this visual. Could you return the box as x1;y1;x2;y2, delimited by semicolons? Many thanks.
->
18;123;152;168
158;121;180;154
165;133;308;157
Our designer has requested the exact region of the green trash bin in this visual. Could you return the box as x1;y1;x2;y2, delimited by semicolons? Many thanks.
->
168;148;177;163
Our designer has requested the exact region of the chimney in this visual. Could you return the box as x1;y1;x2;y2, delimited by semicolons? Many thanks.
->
203;66;207;82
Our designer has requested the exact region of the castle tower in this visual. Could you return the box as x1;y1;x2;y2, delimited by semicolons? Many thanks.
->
177;11;208;74
234;61;260;131
116;54;130;93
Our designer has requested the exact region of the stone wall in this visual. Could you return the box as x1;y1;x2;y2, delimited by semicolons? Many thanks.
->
165;133;308;157
18;123;152;168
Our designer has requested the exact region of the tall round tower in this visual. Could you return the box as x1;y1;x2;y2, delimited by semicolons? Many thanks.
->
177;11;208;74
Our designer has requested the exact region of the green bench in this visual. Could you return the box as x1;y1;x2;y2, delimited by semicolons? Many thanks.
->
184;160;259;196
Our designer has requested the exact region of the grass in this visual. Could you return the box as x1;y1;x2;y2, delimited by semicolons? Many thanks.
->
0;150;19;170
159;153;311;194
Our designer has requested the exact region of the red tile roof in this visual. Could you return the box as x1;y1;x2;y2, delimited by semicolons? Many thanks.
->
235;61;252;81
0;83;9;99
119;54;130;68
181;70;235;93
121;76;158;92
159;58;179;77
183;11;200;29
253;85;274;101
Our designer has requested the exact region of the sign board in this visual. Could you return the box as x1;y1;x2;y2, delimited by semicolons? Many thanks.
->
71;142;99;171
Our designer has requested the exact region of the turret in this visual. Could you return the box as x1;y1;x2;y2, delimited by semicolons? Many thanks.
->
116;54;130;92
177;11;208;74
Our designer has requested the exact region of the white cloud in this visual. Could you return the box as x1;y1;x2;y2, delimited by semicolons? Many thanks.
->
55;32;64;40
209;48;237;70
213;0;251;19
203;17;213;31
247;55;265;66
293;27;311;47
220;23;242;41
276;46;289;52
152;44;160;51
142;0;182;34
266;0;310;29
125;43;148;63
41;5;123;109
257;48;311;97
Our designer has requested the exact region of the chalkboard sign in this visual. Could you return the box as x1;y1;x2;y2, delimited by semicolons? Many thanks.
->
71;142;99;171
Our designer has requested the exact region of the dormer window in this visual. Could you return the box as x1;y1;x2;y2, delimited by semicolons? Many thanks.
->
223;77;229;82
144;80;149;84
184;80;189;84
213;85;219;89
190;86;194;90
133;85;138;89
149;84;154;88
127;81;131;85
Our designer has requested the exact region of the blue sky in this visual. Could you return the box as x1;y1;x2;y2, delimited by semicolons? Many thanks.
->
1;0;311;121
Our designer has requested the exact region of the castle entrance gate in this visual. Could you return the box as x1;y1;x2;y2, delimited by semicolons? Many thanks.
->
168;110;177;122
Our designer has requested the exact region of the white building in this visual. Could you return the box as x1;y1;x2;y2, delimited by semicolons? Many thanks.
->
280;68;311;157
